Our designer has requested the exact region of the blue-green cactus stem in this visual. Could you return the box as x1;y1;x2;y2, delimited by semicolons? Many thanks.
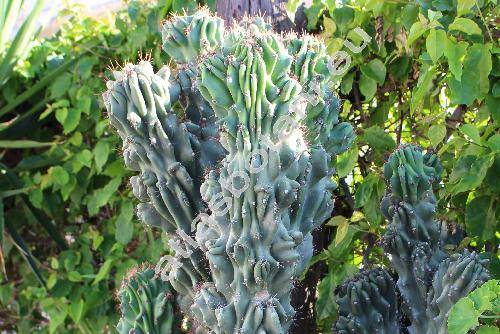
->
117;266;181;334
335;268;400;334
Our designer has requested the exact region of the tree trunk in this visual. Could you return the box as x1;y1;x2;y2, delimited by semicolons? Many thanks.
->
216;0;295;32
215;2;325;333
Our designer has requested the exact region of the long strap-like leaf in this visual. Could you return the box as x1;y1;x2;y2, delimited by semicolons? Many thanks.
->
0;0;46;86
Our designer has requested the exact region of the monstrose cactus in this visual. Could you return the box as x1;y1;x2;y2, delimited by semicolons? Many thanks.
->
104;9;354;333
334;145;490;334
117;266;181;334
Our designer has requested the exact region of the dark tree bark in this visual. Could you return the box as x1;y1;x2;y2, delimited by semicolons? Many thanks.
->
216;0;296;32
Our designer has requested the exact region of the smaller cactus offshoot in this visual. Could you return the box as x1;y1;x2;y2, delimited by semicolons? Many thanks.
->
334;145;490;334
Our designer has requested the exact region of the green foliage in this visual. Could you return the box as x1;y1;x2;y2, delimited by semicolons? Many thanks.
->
0;1;206;332
448;279;499;334
288;0;499;329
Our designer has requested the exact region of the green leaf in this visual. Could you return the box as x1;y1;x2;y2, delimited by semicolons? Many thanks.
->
449;17;482;35
360;59;386;84
476;326;500;334
68;270;83;282
459;124;481;144
326;215;347;227
447;298;480;334
444;39;468;81
448;155;495;194
411;65;436;113
335;220;349;246
93;141;110;172
362;126;396;153
86;178;122;216
48;166;69;186
448;280;500;334
92;259;113;285
336;144;358;178
448;44;492;105
359;74;377;101
466;196;496;240
115;201;134;245
428;124;447;147
487;134;500;152
48;306;68;334
68;299;85;324
55;108;81;134
408;21;428;46
426;29;447;63
50;73;72;99
76;149;93;168
457;0;475;16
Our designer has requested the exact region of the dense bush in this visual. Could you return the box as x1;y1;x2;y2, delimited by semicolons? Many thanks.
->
0;0;497;332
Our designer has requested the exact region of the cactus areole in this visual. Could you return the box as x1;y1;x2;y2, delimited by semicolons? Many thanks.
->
103;9;354;333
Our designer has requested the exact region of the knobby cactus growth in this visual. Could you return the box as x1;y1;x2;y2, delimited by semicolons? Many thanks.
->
117;266;181;334
103;9;354;333
334;145;490;334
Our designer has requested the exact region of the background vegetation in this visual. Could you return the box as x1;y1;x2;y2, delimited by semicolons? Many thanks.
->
0;0;497;332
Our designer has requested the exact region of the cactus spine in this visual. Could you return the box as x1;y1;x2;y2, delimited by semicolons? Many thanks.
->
103;9;354;333
334;145;490;334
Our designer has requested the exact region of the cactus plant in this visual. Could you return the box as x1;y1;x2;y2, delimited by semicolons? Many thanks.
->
103;9;354;333
117;266;181;334
334;145;490;334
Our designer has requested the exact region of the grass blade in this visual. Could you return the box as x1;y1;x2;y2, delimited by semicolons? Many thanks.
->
0;140;56;148
0;57;77;118
0;0;47;86
0;163;68;250
5;219;45;287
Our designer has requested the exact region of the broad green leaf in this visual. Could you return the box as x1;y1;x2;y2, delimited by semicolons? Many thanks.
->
466;195;496;240
115;201;134;245
428;124;447;147
68;299;85;324
76;149;93;168
359;74;377;100
408;21;428;46
360;59;386;84
93;141;110;172
67;270;83;282
487;134;500;152
411;65;436;113
48;166;69;186
336;144;358;178
55;108;81;134
335;220;349;246
426;29;447;63
449;44;492;105
48;306;68;334
444;39;468;81
49;73;72;99
448;280;500;334
457;0;476;16
476;326;500;334
448;17;482;35
447;298;480;334
86;177;122;216
448;155;494;194
459;124;481;144
361;126;396;153
326;215;347;227
92;259;113;285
